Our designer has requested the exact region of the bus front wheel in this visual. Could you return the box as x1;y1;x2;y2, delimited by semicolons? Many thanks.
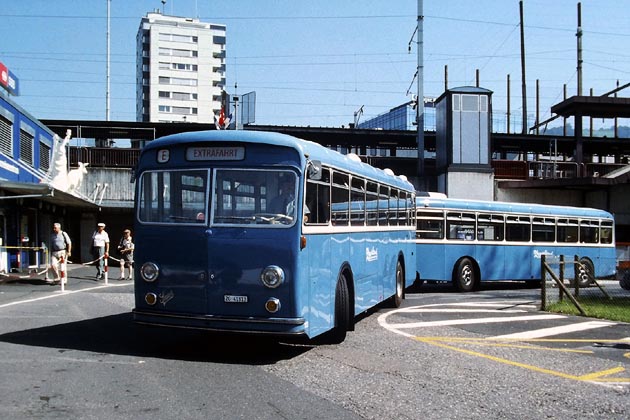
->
577;258;594;288
454;258;476;292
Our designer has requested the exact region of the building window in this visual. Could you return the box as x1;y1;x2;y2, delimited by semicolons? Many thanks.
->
159;33;196;43
172;106;191;115
159;91;171;98
158;47;197;58
462;94;479;112
171;77;197;86
159;105;171;113
39;140;50;171
0;115;12;156
172;49;189;57
19;129;34;166
172;92;191;101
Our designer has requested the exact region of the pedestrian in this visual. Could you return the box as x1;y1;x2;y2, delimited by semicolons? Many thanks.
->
92;222;110;280
49;222;71;284
117;229;134;280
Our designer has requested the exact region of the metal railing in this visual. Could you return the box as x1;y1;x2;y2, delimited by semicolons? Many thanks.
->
69;147;140;168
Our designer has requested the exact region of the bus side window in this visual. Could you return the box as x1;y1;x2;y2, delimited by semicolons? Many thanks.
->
378;185;389;226
477;214;504;241
331;171;349;226
417;211;444;239
557;219;578;243
600;221;613;244
506;216;530;242
350;177;366;226
580;220;599;243
366;181;378;226
305;168;330;225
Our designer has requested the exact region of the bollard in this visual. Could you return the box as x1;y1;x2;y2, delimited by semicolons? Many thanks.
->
60;255;66;292
44;248;50;282
104;254;109;284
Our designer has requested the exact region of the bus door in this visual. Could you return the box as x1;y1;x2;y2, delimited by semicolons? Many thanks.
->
303;165;333;334
135;169;210;314
207;169;300;319
476;214;506;280
506;215;533;279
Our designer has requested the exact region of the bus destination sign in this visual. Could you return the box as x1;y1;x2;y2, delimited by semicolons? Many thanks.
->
186;146;245;161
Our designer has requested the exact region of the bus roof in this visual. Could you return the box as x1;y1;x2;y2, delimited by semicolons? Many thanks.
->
143;130;415;191
415;196;614;219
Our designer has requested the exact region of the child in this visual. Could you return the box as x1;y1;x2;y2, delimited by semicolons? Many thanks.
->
117;229;134;280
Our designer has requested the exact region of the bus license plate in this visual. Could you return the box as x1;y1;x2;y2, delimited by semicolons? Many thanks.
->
224;295;248;303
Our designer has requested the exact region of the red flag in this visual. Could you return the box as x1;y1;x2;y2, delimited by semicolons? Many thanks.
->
218;107;226;128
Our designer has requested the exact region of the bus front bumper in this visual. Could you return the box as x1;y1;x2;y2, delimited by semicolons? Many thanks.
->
132;308;307;336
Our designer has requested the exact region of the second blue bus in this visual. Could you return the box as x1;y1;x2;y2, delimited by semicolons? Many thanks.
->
414;194;616;291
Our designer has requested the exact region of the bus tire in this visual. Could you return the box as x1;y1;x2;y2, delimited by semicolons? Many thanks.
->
388;260;404;308
454;258;476;292
330;273;351;344
577;258;594;288
620;271;630;290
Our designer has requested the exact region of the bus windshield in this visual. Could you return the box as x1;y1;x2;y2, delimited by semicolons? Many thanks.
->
138;168;297;226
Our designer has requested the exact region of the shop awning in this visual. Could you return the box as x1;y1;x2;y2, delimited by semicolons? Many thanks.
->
0;181;99;209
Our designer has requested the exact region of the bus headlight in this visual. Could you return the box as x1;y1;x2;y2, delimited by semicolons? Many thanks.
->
141;262;160;282
260;265;284;288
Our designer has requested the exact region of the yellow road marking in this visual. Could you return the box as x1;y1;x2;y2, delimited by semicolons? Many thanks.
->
418;337;630;344
469;341;593;354
578;367;626;381
415;336;630;383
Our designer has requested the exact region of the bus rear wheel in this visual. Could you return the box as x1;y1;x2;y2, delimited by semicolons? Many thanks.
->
621;271;630;291
454;258;476;292
388;260;404;308
330;273;351;344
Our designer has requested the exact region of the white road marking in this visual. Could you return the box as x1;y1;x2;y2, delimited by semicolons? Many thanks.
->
492;321;617;340
385;314;566;330
0;283;130;310
402;308;528;314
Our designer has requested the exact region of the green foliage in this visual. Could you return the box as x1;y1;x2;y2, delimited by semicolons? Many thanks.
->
546;297;630;323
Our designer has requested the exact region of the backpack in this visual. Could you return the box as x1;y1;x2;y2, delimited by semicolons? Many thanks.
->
61;231;71;251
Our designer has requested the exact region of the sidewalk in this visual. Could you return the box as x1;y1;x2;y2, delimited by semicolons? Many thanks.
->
0;261;133;288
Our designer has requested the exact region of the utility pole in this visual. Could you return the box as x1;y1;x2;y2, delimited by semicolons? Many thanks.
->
106;0;111;121
577;2;583;96
416;0;425;190
519;0;527;134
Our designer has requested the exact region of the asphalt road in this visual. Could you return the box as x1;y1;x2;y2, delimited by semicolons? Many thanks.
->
0;265;628;419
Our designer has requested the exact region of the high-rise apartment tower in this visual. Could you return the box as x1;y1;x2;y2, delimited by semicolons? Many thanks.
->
136;11;226;123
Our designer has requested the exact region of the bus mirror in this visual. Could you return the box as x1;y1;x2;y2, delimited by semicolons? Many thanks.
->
308;160;322;180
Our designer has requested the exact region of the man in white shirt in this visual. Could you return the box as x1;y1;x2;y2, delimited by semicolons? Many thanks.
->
92;222;110;280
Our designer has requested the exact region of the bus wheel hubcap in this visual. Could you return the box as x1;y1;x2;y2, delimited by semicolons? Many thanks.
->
462;266;472;285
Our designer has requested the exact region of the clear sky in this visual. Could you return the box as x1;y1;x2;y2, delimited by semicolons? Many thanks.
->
1;0;628;132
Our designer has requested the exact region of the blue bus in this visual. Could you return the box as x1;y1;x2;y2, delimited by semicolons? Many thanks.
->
414;194;616;291
132;130;416;342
